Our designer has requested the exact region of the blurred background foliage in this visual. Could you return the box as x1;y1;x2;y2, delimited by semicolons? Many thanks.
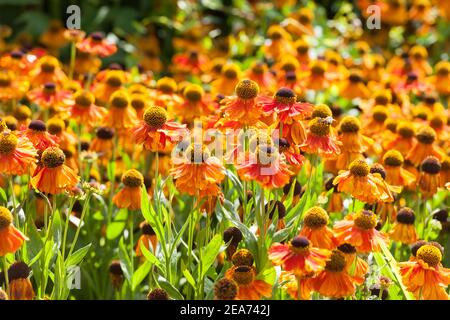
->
0;0;353;70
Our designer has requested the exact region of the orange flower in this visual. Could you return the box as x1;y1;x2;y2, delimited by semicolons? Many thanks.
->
337;243;369;284
76;32;117;57
18;120;59;152
440;157;450;187
46;117;77;152
63;29;86;43
263;25;294;60
304;60;330;91
389;207;418;244
176;84;213;124
263;200;287;231
383;150;416;188
406;126;444;167
418;156;442;197
312;249;361;298
90;127;115;164
103;90;138;132
0;50;33;75
0;70;29;101
277;138;304;172
6;262;35;300
0;206;28;256
39;20;67;52
69;90;107;128
27;82;72;112
225;265;272;300
170;144;225;198
339;70;370;100
31;146;79;195
245;62;275;92
362;105;388;137
427;61;450;95
383;121;414;156
92;70;126;104
258;87;313;123
112;169;144;211
133;106;187;152
333;159;393;203
211;63;241;96
277;71;305;96
335;116;372;171
278;271;314;300
221;80;263;126
300;117;341;157
0;129;37;176
152;77;183;110
333;210;389;253
299;206;338;249
171;50;207;75
399;244;450;300
135;222;157;256
268;236;330;276
29;56;67;87
236;145;293;189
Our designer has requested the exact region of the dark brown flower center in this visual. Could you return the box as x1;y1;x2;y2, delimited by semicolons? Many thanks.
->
41;147;65;168
303;206;329;229
325;250;346;272
354;210;378;230
122;169;144;187
349;160;370;177
143;107;167;129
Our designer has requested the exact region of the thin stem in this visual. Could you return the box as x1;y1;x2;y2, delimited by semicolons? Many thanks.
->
40;196;57;297
9;178;19;228
296;275;302;300
67;193;92;259
107;134;119;225
2;256;9;294
129;211;134;298
62;198;76;259
186;196;197;299
68;41;76;80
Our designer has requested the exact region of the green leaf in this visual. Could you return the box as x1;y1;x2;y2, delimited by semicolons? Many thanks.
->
0;188;6;203
118;237;132;282
27;222;43;266
51;253;66;300
158;277;184;300
140;186;165;243
182;268;196;289
52;209;62;249
131;260;152;291
106;208;128;240
65;243;91;267
139;241;163;270
170;215;189;254
200;234;223;278
376;241;414;300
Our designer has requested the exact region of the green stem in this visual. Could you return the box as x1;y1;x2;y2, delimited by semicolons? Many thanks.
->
2;256;9;294
62;198;76;259
129;212;134;298
107;134;119;225
9;178;19;229
68;41;76;80
186;197;197;299
67;193;92;259
296;275;302;300
40;196;57;297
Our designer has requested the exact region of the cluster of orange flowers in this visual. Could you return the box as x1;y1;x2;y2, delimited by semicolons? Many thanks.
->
0;1;449;301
